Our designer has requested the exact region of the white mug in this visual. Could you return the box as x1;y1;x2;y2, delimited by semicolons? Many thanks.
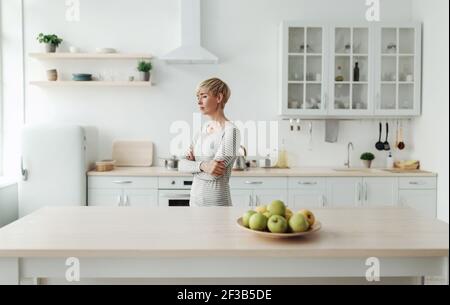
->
406;75;414;82
316;73;322;81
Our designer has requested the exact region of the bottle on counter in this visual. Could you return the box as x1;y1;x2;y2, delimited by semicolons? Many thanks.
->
353;62;360;82
274;139;289;169
386;151;394;169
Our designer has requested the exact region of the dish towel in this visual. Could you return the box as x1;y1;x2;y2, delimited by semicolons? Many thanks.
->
325;120;340;143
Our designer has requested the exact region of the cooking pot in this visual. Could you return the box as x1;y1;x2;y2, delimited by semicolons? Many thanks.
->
161;156;179;171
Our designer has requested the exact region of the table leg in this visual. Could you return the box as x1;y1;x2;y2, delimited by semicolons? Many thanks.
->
0;258;19;285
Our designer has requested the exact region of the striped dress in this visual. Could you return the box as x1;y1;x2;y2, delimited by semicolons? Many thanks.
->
178;121;241;207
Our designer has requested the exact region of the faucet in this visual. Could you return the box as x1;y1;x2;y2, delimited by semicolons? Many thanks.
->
345;142;354;168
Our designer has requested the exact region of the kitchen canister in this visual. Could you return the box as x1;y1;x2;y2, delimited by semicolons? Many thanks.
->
47;69;58;81
95;160;116;172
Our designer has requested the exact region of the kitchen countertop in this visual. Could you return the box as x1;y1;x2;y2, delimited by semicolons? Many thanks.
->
0;207;447;258
87;166;437;177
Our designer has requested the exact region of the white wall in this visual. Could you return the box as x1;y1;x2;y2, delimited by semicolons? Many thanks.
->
1;0;24;178
412;0;449;222
22;0;415;168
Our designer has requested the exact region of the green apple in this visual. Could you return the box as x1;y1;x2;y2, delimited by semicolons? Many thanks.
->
268;200;286;216
288;213;310;233
249;213;268;231
267;215;288;233
263;211;273;219
255;205;267;214
242;210;257;228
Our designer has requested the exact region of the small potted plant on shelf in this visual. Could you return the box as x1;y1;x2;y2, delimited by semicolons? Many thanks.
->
137;60;152;82
360;152;375;168
37;33;63;53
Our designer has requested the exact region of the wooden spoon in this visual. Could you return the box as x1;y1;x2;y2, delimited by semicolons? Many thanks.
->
397;121;405;150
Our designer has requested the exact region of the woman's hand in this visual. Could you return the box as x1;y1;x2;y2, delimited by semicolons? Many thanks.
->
200;160;226;177
186;148;195;161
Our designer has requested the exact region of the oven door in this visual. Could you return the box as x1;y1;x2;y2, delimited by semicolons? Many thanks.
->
158;189;191;207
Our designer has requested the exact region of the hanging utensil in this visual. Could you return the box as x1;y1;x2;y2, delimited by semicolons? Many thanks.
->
308;121;313;151
395;121;400;148
397;121;406;150
296;118;301;131
289;119;294;132
384;122;391;151
375;122;384;151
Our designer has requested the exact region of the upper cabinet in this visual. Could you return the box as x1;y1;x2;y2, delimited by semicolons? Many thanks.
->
279;22;422;118
280;22;328;116
329;25;373;116
374;23;422;116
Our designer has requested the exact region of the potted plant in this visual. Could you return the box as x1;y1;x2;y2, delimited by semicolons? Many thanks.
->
360;152;375;168
137;60;152;82
37;33;63;53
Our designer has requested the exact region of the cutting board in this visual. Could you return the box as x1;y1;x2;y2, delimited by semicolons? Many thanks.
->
112;141;153;167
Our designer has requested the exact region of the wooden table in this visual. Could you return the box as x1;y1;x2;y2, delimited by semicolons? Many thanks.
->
0;207;448;285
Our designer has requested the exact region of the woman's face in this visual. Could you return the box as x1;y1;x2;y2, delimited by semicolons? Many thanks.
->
197;88;223;115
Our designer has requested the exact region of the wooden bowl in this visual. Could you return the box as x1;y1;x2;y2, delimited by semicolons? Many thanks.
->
236;217;321;239
95;160;116;172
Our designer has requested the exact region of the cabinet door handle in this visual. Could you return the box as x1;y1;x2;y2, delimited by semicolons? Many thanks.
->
409;181;425;185
124;195;129;206
117;195;122;206
113;181;133;185
320;195;326;208
249;195;253;207
299;181;317;185
357;182;362;205
364;182;368;202
245;181;263;185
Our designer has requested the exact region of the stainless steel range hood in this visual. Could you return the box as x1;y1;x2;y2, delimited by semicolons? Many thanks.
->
161;0;218;64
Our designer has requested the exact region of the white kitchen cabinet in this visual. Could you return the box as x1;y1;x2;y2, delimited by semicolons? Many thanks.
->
230;177;288;208
88;188;158;207
279;22;328;116
329;24;374;116
88;189;123;207
123;189;158;207
279;21;422;118
374;23;422;116
288;177;327;209
399;190;437;219
363;177;398;207
327;178;361;207
230;189;253;208
88;177;158;207
253;189;288;207
398;177;437;218
288;190;326;209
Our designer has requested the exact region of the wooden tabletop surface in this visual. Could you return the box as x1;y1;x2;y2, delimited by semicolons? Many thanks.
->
0;207;447;258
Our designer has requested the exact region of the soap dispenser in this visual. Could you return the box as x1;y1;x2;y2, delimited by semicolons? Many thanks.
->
386;151;394;169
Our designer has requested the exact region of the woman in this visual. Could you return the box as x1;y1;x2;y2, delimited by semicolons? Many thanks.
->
178;78;241;207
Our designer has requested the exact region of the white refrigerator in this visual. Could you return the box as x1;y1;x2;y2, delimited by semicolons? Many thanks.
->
19;124;98;217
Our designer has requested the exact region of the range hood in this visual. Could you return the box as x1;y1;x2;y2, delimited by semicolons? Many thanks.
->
161;0;218;64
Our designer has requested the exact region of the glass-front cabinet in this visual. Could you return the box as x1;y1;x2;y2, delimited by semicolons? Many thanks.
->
375;23;422;116
329;25;373;116
279;22;422;118
280;22;327;116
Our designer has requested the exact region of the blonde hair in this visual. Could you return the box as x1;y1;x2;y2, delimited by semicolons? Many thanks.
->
196;78;231;109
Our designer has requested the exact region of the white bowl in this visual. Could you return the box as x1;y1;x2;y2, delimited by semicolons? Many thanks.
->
95;48;117;54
